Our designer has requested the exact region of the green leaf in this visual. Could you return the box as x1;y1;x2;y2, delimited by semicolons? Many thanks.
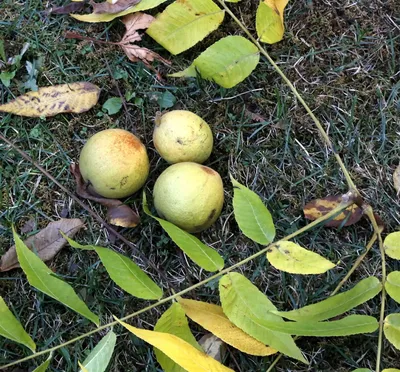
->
64;235;163;300
0;39;6;61
383;370;400;372
146;0;224;55
80;331;117;372
143;193;224;272
13;229;99;326
0;296;36;352
102;97;122;115
71;0;167;23
256;0;288;44
385;271;400;304
277;276;382;322
0;71;16;87
384;232;400;259
351;369;372;372
267;241;336;274
230;175;275;245
170;36;260;89
157;91;176;109
32;353;53;372
154;303;202;372
384;313;400;350
251;314;378;336
219;272;307;363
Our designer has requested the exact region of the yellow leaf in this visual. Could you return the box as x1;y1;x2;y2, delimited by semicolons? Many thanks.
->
178;298;276;356
114;316;234;372
78;361;89;372
384;232;400;260
256;0;288;44
267;241;336;274
0;82;100;117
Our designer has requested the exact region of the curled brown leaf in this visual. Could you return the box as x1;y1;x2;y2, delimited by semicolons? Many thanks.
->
70;163;140;228
90;0;141;14
47;2;85;14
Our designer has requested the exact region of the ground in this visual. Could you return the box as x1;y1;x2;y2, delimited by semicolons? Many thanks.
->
0;0;400;371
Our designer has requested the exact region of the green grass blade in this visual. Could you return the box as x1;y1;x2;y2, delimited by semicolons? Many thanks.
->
143;193;224;272
385;271;400;304
95;247;163;300
147;0;225;55
0;296;36;352
277;276;382;321
219;272;307;363
13;228;99;326
80;331;117;372
251;314;378;336
230;175;275;245
384;314;400;350
32;353;53;372
154;303;202;372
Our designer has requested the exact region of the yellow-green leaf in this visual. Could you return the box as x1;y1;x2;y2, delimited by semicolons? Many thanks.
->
178;298;276;356
0;82;100;117
114;317;234;372
154;303;202;372
64;235;163;300
256;0;288;44
251;314;378;336
79;331;116;372
0;296;36;352
13;229;99;325
143;193;224;272
170;36;260;89
383;369;400;372
384;313;400;350
71;0;167;22
384;232;400;259
277;276;382;321
267;241;336;274
351;369;372;372
146;0;224;55
219;272;307;363
32;353;53;372
230;175;275;245
385;271;400;304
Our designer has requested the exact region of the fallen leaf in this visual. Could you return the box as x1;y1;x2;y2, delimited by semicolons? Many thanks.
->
48;2;85;14
303;195;363;227
120;13;171;68
198;334;226;363
256;0;289;44
394;164;400;195
20;218;36;234
90;0;141;14
70;163;140;228
0;82;100;117
0;218;84;272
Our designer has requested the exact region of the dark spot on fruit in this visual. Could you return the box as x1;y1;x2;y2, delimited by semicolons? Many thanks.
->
120;176;128;187
110;187;116;190
176;138;184;145
201;166;215;175
207;209;216;221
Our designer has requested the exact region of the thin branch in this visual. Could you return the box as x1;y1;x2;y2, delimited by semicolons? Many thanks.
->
0;199;354;370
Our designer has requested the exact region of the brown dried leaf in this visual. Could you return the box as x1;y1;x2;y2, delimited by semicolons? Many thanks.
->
120;13;171;68
70;163;140;228
0;82;100;117
20;218;36;234
48;2;85;14
303;195;363;227
0;219;84;272
198;334;226;363
394;164;400;195
90;0;141;14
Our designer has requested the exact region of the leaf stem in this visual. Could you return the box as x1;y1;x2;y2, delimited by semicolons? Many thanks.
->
0;200;353;370
216;0;358;193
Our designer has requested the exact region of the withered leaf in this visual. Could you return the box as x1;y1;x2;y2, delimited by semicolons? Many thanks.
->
0;82;100;117
120;13;171;68
48;2;85;14
0;219;84;272
70;163;140;228
303;195;363;227
198;334;226;363
90;0;141;14
20;218;36;234
394;164;400;195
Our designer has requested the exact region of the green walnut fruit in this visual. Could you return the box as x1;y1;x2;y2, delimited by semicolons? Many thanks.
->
153;162;224;233
79;128;149;198
153;110;213;164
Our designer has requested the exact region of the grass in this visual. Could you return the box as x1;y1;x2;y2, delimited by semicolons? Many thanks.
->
1;0;400;371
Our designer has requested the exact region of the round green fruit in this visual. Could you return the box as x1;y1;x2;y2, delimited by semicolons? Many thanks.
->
153;110;213;164
79;129;149;198
153;162;224;233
